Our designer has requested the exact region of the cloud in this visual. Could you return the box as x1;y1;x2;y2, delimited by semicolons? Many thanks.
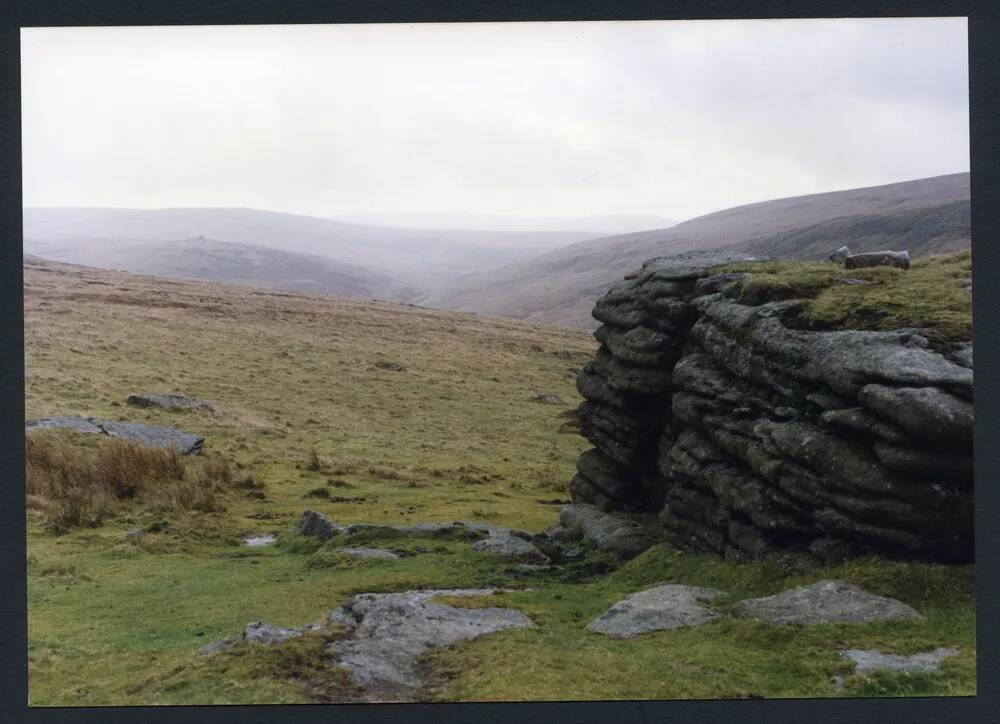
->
21;18;968;221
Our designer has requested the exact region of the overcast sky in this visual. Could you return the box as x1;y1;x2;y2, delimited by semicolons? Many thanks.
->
21;18;968;222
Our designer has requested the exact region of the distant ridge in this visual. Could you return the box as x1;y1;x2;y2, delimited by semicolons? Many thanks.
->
22;206;602;296
420;173;971;327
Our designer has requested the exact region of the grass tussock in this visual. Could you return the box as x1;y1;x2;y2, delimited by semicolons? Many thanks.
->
26;431;234;530
717;250;972;344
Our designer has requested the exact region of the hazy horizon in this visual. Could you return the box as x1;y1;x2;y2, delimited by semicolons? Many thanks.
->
21;18;968;227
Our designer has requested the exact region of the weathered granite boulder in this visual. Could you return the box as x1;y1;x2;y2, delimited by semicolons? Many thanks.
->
842;647;957;675
472;529;550;564
586;584;723;638
126;393;216;411
327;589;534;701
295;512;491;545
568;252;973;563
25;416;104;434
844;250;911;270
99;420;204;454
559;504;653;558
297;510;340;541
828;245;851;264
337;547;400;561
244;621;305;645
25;416;204;454
732;580;921;625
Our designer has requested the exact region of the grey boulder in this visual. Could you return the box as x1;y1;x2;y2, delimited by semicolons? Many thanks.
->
297;510;341;541
126;393;216;411
244;621;304;645
828;245;851;264
472;533;550;564
328;589;534;701
844;250;911;270
559;504;653;558
733;580;921;625
842;647;957;675
337;547;400;560
98;420;204;454
586;584;724;638
25;416;104;434
25;416;204;454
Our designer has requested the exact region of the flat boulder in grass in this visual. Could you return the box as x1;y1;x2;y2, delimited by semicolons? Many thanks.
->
25;416;204;454
297;510;340;541
586;585;724;639
327;588;535;701
732;580;921;625
98;420;204;454
25;416;104;434
337;547;400;561
295;512;485;543
559;503;653;558
531;393;567;405
126;393;216;412
842;647;958;675
472;530;551;565
844;250;911;270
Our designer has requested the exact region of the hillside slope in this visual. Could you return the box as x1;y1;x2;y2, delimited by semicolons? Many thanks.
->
23;258;974;704
23;206;600;295
422;173;970;327
22;237;412;300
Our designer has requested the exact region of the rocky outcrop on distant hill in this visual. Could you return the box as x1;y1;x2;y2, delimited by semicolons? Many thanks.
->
570;251;973;564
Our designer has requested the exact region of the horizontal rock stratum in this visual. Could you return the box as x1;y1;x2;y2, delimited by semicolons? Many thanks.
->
570;250;973;563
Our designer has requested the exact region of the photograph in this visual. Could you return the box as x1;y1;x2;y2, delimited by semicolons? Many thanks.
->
20;16;974;706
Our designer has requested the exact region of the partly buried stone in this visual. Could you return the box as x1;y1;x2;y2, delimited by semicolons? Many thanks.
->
337;547;400;561
472;531;550;565
531;393;567;405
828;245;851;264
842;647;958;675
297;510;341;541
25;416;204;454
586;584;724;639
199;620;315;655
844;250;911;270
244;621;305;645
296;512;485;543
126;393;215;411
732;580;921;625
25;416;104;434
244;533;276;547
98;420;204;454
559;504;653;558
198;637;239;656
328;589;535;701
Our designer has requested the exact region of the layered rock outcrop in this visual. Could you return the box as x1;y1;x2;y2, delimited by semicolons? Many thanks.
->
571;251;973;564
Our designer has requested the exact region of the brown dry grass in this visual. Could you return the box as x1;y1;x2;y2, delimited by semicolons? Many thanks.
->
26;430;234;530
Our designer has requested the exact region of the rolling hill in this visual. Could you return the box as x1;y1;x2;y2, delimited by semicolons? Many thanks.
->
421;173;971;327
22;206;603;297
333;211;678;235
22;237;412;300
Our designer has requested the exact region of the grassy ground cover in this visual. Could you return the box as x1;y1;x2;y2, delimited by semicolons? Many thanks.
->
718;250;972;344
23;258;975;705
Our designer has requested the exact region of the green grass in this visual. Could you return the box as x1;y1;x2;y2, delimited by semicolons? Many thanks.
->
716;250;972;344
23;259;975;705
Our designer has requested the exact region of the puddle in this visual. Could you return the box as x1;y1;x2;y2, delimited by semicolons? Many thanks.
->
244;534;277;547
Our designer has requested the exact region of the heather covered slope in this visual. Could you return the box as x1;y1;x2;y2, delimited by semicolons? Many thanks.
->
422;173;970;327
